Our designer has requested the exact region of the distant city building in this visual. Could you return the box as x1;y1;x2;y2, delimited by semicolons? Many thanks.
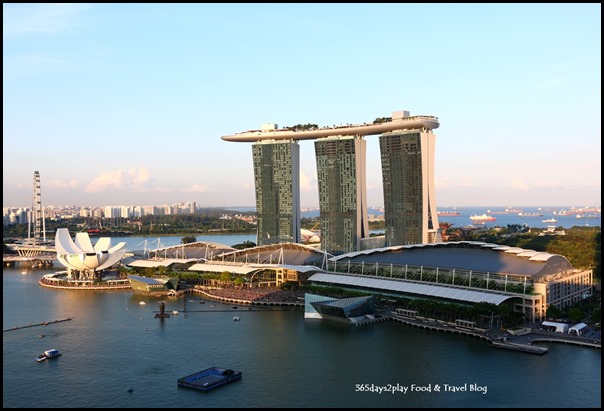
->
222;110;440;254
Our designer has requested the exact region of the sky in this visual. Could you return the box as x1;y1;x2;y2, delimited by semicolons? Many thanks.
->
3;3;601;209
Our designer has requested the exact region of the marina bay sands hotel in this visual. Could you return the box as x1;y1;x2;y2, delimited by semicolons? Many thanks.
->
222;110;441;255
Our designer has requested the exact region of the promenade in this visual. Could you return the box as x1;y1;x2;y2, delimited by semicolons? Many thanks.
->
382;310;601;352
190;288;601;353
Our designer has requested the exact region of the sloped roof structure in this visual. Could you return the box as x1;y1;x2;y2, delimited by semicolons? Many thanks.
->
212;242;328;267
308;273;516;305
329;241;573;281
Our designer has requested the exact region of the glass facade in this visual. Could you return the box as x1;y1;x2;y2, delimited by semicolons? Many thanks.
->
252;141;301;246
309;295;377;324
379;130;439;246
314;137;368;255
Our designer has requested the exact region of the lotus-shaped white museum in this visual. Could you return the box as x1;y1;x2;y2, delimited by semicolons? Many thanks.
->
55;228;127;280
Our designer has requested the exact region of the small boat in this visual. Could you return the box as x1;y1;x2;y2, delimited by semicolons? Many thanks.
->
233;316;240;321
36;349;61;362
172;310;179;315
139;301;146;305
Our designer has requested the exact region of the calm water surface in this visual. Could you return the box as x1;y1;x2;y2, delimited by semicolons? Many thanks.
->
3;234;601;408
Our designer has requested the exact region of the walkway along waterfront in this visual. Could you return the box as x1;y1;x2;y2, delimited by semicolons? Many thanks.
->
185;288;601;353
3;254;55;268
383;311;600;353
29;266;602;354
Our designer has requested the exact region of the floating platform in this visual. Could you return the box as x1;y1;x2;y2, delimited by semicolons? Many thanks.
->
177;367;242;392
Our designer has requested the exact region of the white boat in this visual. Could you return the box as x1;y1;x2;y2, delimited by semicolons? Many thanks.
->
469;214;496;222
139;301;146;305
172;310;179;315
36;349;62;362
542;218;558;223
233;316;240;321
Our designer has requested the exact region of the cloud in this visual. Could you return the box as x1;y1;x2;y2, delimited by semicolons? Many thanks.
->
85;167;156;193
435;177;475;190
46;179;81;190
300;170;316;192
506;179;590;192
183;184;211;193
3;3;91;37
507;178;531;191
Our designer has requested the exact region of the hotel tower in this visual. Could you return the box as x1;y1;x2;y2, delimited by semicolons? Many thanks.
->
252;138;301;246
221;111;440;253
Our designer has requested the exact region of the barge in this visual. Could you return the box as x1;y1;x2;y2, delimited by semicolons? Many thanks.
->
177;367;242;392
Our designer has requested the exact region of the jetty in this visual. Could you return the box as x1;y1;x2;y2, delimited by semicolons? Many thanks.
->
491;340;548;355
4;318;72;332
388;313;550;355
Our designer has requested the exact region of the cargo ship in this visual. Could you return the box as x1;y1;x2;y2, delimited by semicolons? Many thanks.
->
437;211;461;217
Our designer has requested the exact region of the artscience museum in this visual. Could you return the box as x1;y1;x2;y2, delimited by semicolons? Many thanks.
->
53;228;128;282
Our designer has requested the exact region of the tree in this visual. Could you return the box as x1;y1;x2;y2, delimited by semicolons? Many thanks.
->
546;305;562;320
568;308;584;323
220;271;232;284
591;307;601;323
439;222;454;241
181;235;197;244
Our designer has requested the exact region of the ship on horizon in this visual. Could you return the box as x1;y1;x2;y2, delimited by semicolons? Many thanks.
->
469;214;496;222
437;210;461;217
518;212;544;217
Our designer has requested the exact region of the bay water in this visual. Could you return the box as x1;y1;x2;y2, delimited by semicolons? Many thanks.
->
3;233;601;408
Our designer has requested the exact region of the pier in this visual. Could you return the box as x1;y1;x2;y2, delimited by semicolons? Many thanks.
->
3;254;55;268
491;340;548;355
3;318;72;332
387;314;549;355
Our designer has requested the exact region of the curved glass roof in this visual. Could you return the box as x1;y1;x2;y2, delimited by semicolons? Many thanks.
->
308;273;517;305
